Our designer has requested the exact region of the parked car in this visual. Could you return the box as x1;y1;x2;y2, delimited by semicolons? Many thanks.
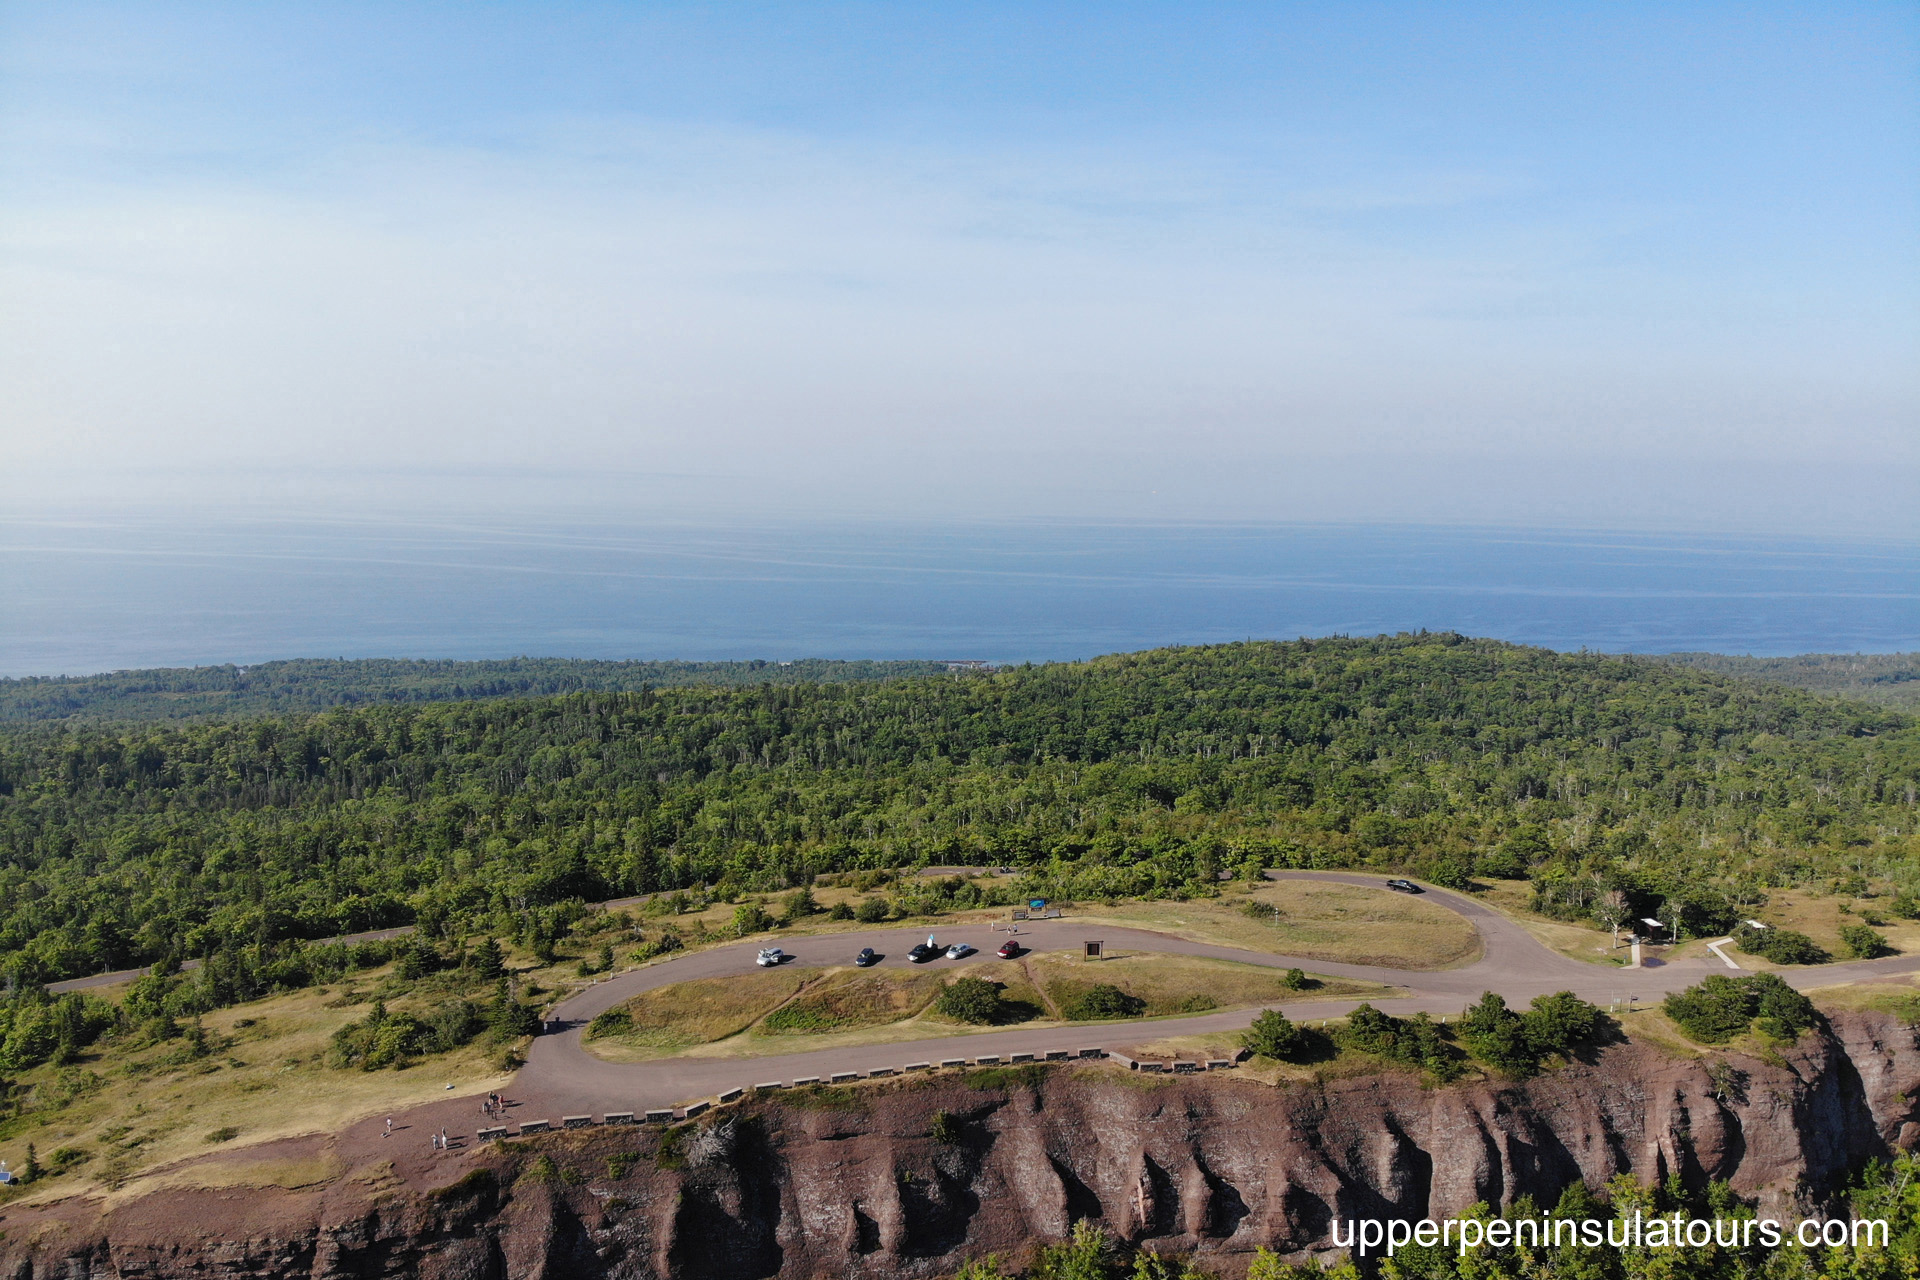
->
854;947;879;967
1384;879;1422;894
945;942;976;960
907;938;939;963
756;947;787;966
996;939;1021;958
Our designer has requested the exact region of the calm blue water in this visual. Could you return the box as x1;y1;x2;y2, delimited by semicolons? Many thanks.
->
1;514;1914;675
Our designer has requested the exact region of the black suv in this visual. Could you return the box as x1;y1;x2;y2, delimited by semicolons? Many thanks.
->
907;941;938;963
854;947;878;967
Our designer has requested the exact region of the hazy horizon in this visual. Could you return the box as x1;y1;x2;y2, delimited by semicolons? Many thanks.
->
3;512;1911;678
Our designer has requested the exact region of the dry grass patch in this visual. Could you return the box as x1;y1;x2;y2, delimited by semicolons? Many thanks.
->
756;968;946;1035
607;969;811;1050
1073;881;1477;969
0;982;511;1206
1026;951;1393;1020
1807;974;1920;1019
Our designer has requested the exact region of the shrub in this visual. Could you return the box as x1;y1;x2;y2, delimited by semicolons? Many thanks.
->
938;977;1005;1025
470;938;507;980
393;939;445;981
1459;992;1536;1076
47;1146;91;1172
328;1001;438;1069
1064;984;1144;1021
855;897;891;924
203;1126;240;1144
732;903;773;937
633;929;683;961
1523;991;1608;1055
1664;975;1759;1042
1732;923;1830;965
1338;1004;1463;1081
1282;968;1311;991
586;1009;633;1040
829;901;855;921
930;1109;959;1144
1840;924;1890;960
760;1004;834;1032
1243;1008;1302;1060
484;984;542;1044
1664;973;1817;1043
1752;973;1818;1040
1459;990;1608;1077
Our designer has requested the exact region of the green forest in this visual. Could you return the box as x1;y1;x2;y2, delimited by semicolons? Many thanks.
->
1653;652;1920;711
0;635;1914;998
0;657;955;723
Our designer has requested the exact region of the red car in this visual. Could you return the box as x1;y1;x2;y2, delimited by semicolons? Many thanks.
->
997;939;1021;958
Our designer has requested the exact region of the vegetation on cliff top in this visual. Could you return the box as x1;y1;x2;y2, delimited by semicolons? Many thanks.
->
0;635;1912;992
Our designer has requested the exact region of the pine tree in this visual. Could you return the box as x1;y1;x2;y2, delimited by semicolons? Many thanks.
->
473;938;506;980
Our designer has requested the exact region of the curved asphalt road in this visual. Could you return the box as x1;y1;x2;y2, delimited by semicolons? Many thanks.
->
508;873;1920;1119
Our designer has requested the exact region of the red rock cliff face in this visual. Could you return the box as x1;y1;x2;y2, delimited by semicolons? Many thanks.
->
4;1011;1917;1280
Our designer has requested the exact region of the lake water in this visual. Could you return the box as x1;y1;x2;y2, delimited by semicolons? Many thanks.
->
1;514;1914;675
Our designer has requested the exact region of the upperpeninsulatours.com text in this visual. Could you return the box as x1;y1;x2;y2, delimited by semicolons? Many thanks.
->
1331;1212;1890;1258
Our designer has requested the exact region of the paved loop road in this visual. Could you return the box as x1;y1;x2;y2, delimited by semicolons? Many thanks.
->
512;873;1920;1118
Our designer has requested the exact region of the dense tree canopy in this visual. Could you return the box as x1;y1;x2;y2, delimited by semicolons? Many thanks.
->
0;635;1913;985
0;657;951;723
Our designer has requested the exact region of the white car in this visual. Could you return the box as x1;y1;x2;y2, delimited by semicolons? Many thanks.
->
944;942;975;960
755;947;786;967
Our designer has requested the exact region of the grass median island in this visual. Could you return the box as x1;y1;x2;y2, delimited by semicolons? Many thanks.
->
586;969;810;1052
756;969;947;1035
583;952;1391;1062
1024;951;1380;1019
1072;880;1478;969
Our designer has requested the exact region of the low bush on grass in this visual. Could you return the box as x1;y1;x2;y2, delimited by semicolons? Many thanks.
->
1840;924;1891;960
1243;1008;1302;1060
937;977;1005;1025
1063;984;1145;1021
760;1004;836;1032
585;1009;633;1040
328;989;525;1069
1732;923;1830;965
1664;973;1817;1043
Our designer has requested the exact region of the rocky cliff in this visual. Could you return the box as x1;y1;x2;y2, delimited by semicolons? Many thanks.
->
3;1011;1917;1279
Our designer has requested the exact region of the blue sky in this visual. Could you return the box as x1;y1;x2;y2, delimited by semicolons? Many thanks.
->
2;2;1915;530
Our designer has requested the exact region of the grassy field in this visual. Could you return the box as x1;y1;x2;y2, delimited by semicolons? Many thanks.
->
757;968;949;1035
584;951;1395;1064
1070;880;1478;969
1022;951;1350;1018
1473;879;1918;971
0;979;513;1207
606;969;812;1048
